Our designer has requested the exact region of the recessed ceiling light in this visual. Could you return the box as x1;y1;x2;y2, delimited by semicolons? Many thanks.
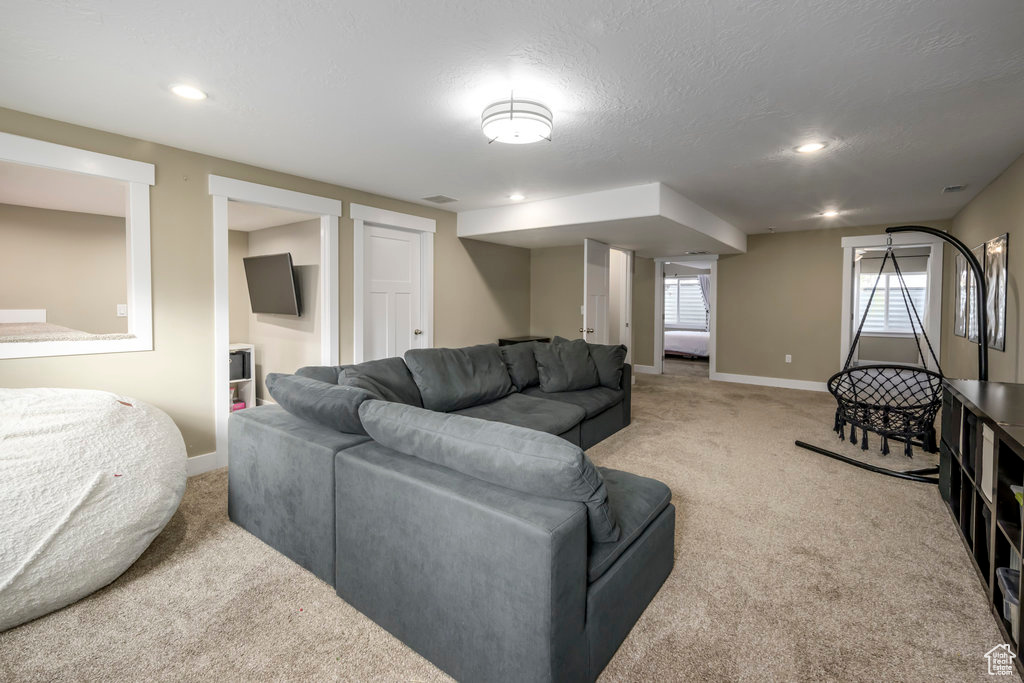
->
795;142;827;154
820;209;840;218
171;84;207;100
508;193;525;201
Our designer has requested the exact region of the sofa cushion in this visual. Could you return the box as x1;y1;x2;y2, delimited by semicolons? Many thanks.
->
587;342;628;389
266;373;378;436
404;344;513;412
499;342;540;391
587;468;671;582
358;400;620;542
522;385;624;419
534;337;600;392
452;393;585;436
297;358;423;407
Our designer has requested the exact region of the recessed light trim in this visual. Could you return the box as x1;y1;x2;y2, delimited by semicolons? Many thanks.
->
820;209;840;218
171;84;207;100
508;193;525;201
795;141;827;154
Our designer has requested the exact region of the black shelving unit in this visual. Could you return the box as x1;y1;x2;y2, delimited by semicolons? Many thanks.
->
941;380;1024;675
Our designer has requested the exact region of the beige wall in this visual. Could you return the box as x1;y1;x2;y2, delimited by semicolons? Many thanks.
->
528;245;655;366
436;237;530;347
943;152;1024;383
530;246;584;341
632;257;655;366
228;230;250;343
716;221;949;382
0;107;530;457
0;203;127;333
238;219;322;401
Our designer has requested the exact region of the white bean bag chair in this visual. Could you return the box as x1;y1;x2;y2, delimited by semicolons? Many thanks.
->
0;388;186;631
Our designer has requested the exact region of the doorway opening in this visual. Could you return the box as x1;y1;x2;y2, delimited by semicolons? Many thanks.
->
654;256;717;379
208;175;341;475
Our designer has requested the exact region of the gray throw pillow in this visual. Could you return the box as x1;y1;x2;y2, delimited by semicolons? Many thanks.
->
534;337;601;392
266;373;378;435
339;357;423;407
587;342;627;389
499;342;540;391
404;344;514;412
296;358;423;407
359;400;620;543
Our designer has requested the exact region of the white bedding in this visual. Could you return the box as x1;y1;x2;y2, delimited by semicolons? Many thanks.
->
664;330;709;357
0;388;186;631
0;322;134;343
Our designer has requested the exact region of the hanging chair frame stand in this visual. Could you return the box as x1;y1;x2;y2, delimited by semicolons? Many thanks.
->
795;226;988;484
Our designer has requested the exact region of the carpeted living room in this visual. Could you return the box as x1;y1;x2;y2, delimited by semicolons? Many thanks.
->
2;2;1024;682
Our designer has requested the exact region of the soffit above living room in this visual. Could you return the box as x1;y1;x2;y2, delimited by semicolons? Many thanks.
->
1;2;1023;233
457;183;746;257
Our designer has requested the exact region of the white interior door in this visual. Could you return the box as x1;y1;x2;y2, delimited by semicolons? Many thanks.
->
583;238;610;343
364;224;422;360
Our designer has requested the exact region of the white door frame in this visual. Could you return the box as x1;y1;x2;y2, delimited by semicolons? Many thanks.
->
839;233;943;371
351;203;435;363
208;175;341;471
653;255;718;375
610;247;634;364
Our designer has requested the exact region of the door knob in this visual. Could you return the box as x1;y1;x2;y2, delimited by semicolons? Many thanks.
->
414;329;423;335
579;327;585;333
586;328;594;334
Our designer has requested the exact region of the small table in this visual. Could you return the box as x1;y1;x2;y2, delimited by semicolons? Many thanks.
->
498;335;550;346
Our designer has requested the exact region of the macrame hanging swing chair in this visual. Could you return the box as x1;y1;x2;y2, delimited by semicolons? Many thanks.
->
795;225;990;485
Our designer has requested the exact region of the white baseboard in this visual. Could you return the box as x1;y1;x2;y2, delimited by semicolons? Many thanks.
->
186;451;227;477
709;371;827;393
634;364;658;375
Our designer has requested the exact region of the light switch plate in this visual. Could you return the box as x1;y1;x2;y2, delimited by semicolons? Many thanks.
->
785;354;792;363
116;304;127;317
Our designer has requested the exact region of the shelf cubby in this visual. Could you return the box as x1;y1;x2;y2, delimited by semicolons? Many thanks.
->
941;380;1024;676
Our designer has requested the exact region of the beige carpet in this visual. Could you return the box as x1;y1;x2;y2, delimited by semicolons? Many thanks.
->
0;372;1013;682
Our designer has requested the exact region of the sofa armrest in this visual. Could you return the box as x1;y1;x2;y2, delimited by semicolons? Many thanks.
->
335;440;591;683
228;405;369;584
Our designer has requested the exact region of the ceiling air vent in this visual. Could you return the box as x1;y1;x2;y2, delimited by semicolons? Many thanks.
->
422;194;458;204
943;185;967;193
684;250;710;255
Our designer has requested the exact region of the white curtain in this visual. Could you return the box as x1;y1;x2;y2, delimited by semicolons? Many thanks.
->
698;274;711;329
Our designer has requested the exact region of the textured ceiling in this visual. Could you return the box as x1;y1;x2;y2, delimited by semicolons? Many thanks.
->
2;0;1023;234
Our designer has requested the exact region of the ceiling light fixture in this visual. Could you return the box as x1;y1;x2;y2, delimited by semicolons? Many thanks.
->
820;209;840;218
171;84;207;100
482;93;552;144
795;141;827;154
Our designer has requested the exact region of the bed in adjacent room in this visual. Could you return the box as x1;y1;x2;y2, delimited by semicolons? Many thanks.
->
664;329;709;358
0;310;133;343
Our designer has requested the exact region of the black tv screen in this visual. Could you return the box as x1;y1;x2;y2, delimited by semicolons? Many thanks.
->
242;253;301;316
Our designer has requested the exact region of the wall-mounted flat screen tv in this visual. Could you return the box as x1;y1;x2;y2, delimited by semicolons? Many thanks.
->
242;253;301;316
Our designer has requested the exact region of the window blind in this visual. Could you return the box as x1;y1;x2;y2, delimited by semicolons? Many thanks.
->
665;276;708;330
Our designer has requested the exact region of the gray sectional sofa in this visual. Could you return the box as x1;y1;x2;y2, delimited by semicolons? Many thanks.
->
228;338;674;682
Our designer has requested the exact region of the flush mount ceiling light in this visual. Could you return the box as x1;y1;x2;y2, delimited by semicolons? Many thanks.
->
171;84;207;100
795;141;827;154
481;93;552;144
820;209;841;218
508;193;525;201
